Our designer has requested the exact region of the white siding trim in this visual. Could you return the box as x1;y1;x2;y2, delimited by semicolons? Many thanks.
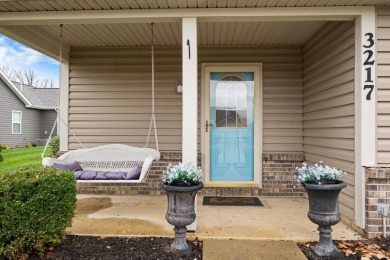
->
358;8;377;167
354;7;376;228
60;52;70;152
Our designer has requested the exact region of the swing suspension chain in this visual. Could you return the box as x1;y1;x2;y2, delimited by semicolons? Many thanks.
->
57;108;86;148
41;25;64;159
58;25;86;149
44;24;158;159
42;25;86;159
151;23;155;117
145;23;159;151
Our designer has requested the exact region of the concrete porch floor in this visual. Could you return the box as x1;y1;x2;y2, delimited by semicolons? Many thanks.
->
68;195;362;241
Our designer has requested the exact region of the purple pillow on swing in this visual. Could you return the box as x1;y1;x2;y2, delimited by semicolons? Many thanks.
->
52;161;83;171
105;172;126;180
79;171;97;180
74;171;83;179
126;163;143;180
95;171;108;180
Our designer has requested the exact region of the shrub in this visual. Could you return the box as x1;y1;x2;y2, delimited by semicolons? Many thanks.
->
0;144;8;150
26;143;34;148
48;135;60;157
0;167;77;259
13;145;20;149
0;145;3;163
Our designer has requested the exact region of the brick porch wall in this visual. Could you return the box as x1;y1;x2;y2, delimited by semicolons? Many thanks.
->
260;153;305;196
364;167;390;238
77;152;305;196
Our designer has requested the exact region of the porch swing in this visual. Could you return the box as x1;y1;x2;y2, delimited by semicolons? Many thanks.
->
42;24;160;183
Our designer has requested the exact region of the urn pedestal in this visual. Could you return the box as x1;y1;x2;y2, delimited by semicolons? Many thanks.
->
304;181;347;257
161;182;203;256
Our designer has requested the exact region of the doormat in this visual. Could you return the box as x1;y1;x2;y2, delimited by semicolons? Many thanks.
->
202;196;263;206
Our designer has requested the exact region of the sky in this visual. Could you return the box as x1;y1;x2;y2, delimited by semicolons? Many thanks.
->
0;34;59;87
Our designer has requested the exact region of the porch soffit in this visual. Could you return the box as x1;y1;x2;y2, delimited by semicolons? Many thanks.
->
25;21;326;47
0;0;389;12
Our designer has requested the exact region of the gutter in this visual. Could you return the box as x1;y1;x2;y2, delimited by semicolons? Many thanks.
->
26;105;58;110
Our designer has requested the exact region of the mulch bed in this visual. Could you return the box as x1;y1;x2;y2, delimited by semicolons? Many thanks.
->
29;236;203;260
28;235;389;259
298;237;390;259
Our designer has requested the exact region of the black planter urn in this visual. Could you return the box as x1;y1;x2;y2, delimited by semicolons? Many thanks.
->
304;181;347;257
161;182;204;256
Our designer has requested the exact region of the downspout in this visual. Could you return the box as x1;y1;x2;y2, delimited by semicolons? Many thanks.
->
40;111;43;139
377;204;389;238
383;214;387;238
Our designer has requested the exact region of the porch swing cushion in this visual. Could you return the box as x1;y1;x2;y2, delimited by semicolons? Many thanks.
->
126;163;143;179
52;161;83;171
45;144;160;183
104;171;125;180
74;163;142;181
75;170;98;180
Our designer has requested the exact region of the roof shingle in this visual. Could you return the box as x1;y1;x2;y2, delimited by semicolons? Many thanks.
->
12;82;59;109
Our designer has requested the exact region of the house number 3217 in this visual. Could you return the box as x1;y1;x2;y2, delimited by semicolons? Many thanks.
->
363;32;375;101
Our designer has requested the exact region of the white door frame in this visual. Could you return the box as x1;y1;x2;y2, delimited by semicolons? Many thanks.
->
201;63;262;188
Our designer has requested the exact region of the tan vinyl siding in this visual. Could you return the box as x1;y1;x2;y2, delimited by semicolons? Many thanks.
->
303;21;355;220
69;46;303;152
377;8;390;165
69;47;182;151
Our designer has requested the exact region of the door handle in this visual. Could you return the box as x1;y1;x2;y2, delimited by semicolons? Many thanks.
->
205;120;214;133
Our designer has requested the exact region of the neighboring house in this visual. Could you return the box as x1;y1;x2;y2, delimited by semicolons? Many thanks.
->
0;0;388;238
0;71;58;147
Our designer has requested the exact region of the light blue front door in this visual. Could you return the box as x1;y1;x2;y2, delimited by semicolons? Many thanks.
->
210;72;254;181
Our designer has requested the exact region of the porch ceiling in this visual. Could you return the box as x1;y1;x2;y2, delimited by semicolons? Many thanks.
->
15;21;327;47
0;0;389;11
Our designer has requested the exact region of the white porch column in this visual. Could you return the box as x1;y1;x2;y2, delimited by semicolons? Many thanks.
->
59;52;70;152
182;18;198;164
182;18;198;232
355;7;376;228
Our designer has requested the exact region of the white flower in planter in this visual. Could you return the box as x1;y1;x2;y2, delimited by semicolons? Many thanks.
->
296;161;347;185
162;161;203;186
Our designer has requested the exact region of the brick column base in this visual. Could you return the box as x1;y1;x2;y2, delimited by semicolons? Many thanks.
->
364;168;390;238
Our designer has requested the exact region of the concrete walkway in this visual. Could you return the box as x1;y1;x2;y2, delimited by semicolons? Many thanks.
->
203;240;307;260
68;195;363;259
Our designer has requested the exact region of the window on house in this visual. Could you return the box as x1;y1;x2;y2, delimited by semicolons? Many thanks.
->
215;75;248;128
12;111;22;134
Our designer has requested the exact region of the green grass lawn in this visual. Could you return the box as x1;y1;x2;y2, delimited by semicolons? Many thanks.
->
0;146;48;171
